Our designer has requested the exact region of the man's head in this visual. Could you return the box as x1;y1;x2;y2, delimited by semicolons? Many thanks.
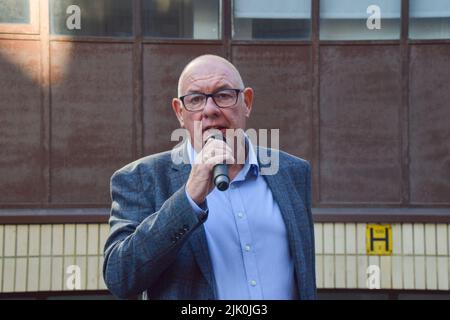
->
172;54;254;148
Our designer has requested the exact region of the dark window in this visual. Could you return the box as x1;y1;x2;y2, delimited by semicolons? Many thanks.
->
251;19;310;39
143;0;220;39
0;0;30;24
409;0;450;39
50;0;133;37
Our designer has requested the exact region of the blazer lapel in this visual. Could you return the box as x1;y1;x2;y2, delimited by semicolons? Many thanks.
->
170;143;217;297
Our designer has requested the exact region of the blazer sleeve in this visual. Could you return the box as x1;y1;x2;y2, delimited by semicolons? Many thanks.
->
102;166;207;299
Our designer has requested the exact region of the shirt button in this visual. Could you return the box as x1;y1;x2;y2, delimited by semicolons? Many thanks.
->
230;184;236;190
250;280;257;286
237;212;244;219
244;244;251;252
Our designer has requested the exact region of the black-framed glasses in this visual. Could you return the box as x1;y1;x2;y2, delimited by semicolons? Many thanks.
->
179;89;243;112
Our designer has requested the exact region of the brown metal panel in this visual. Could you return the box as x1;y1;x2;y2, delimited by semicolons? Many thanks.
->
409;44;450;204
231;45;313;161
319;45;402;204
0;39;43;203
50;41;134;204
142;44;225;155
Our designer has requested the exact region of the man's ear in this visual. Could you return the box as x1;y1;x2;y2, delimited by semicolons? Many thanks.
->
243;87;254;118
172;98;185;128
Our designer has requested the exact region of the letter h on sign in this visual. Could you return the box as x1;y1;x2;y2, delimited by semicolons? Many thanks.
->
366;224;392;255
371;227;388;251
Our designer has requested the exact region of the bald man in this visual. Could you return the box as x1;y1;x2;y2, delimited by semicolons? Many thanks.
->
103;55;316;300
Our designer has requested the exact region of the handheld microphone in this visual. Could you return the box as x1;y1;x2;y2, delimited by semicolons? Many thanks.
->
205;133;230;191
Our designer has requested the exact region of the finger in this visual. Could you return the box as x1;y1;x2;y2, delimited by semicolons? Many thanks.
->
196;151;217;165
204;139;230;152
205;154;235;167
197;144;233;164
203;143;233;158
197;151;230;165
206;148;234;164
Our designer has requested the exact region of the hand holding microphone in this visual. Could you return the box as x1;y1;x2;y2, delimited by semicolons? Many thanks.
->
186;132;234;206
205;133;230;191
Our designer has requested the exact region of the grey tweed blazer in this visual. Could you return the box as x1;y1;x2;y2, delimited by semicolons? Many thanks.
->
103;144;316;300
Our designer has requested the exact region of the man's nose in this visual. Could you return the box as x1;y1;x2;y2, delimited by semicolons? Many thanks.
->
202;95;221;118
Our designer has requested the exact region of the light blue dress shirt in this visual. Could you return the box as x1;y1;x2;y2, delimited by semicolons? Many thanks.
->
185;139;298;300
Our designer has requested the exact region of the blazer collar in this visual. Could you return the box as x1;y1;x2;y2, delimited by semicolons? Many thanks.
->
170;142;191;172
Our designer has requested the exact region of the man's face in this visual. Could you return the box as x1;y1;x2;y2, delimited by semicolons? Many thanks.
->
172;57;253;149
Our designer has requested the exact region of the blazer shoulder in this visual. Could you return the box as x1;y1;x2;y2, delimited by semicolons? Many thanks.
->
279;150;311;171
260;147;310;172
112;150;173;180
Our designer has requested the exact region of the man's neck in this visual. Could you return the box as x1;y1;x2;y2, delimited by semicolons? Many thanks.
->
228;163;244;181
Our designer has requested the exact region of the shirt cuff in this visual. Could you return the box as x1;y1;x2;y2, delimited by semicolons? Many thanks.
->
185;188;209;216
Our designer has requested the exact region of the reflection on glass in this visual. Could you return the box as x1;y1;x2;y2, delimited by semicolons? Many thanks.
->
143;0;220;39
0;0;29;24
50;0;132;36
320;0;401;40
410;0;450;39
233;0;311;40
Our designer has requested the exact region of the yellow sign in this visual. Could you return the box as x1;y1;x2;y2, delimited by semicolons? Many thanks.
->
366;224;392;255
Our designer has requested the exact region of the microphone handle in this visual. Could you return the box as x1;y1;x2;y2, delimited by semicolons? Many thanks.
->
206;133;230;191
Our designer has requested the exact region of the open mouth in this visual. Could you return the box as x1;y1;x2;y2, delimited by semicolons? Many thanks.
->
203;126;228;135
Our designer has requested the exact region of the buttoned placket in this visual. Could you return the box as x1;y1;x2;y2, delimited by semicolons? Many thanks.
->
226;180;263;299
